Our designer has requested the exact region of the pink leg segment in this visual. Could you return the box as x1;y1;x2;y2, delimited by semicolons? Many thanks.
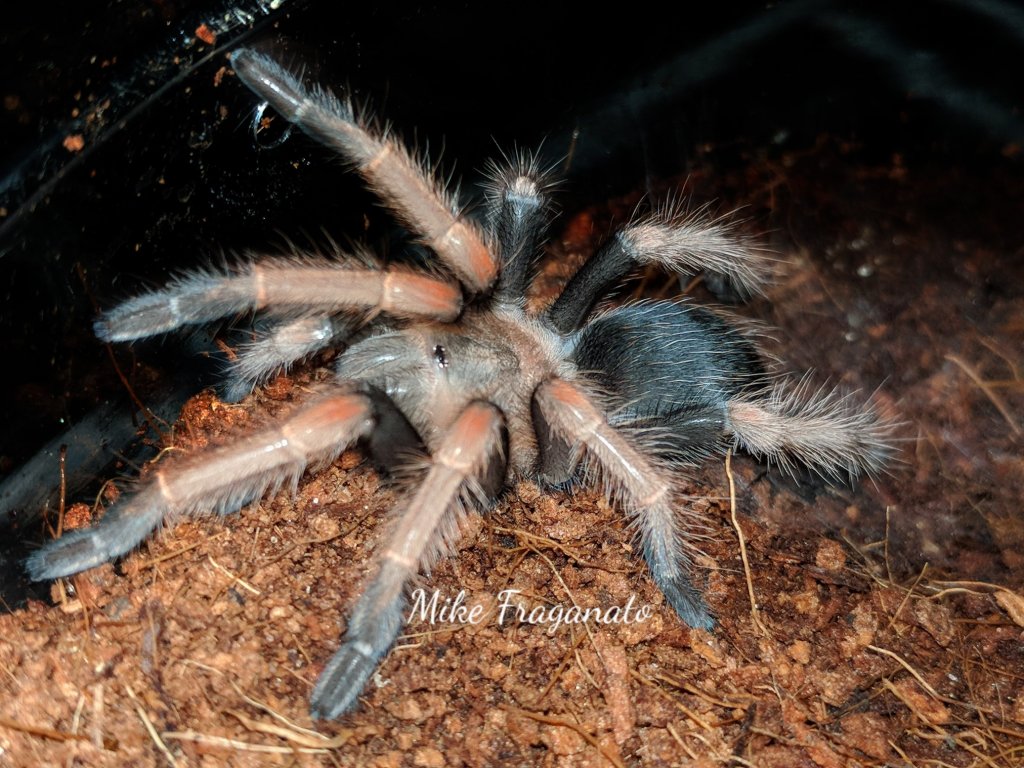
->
310;401;506;719
27;391;376;580
533;378;713;629
231;50;498;293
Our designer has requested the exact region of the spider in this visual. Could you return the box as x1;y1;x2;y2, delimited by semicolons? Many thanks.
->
26;48;894;721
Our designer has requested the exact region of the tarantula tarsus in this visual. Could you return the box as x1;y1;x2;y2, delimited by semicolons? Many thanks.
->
27;49;894;720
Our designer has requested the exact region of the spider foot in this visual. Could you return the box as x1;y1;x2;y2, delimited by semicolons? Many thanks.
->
654;570;715;631
643;537;715;631
25;489;165;580
309;640;380;720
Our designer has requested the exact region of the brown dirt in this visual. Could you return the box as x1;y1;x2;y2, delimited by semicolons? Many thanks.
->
2;140;1023;767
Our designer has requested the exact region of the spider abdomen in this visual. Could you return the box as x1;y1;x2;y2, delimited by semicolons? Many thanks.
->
571;300;768;463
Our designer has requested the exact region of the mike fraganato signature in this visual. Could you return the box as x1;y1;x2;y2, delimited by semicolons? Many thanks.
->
407;588;654;635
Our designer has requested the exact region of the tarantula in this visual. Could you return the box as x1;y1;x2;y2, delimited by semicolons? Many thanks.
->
27;49;893;720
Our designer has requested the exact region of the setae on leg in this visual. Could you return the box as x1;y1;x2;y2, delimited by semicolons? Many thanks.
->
310;401;507;719
223;315;354;402
532;378;714;630
27;389;377;580
726;378;895;481
547;207;772;333
483;151;553;304
96;257;463;342
231;49;497;293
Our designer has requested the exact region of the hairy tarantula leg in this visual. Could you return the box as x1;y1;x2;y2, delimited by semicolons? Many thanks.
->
547;209;771;333
96;261;462;342
222;315;354;403
727;381;896;481
231;49;497;293
533;379;714;630
26;391;376;581
310;401;507;720
483;152;554;303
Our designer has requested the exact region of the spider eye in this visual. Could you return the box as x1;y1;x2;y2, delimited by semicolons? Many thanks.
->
433;344;448;368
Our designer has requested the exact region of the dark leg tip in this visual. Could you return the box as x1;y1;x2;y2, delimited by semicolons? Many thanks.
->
24;531;103;581
309;641;380;720
661;573;715;631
